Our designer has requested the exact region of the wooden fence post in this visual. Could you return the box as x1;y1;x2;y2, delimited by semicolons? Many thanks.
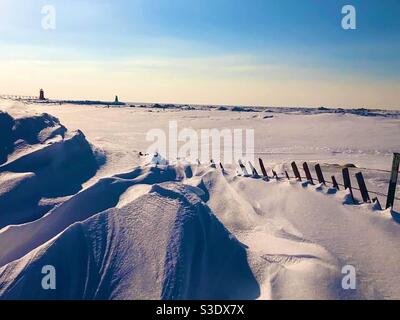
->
210;159;216;168
291;162;302;181
219;162;225;173
285;171;290;180
272;169;279;180
303;162;314;184
355;172;371;203
386;153;400;209
249;161;260;177
342;167;354;202
332;176;340;190
315;164;326;185
238;160;249;176
372;197;382;211
259;158;269;180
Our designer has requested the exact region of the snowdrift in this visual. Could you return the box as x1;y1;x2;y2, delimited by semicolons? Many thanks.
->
0;180;259;300
1;105;400;300
0;112;102;227
0;160;400;300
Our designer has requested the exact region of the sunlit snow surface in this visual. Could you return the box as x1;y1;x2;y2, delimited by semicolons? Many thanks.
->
0;99;399;300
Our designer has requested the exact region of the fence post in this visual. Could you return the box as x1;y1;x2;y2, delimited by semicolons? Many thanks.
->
285;171;290;180
342;167;354;202
315;164;326;185
249;161;260;177
238;160;249;176
219;162;225;173
386;153;400;209
355;172;371;203
372;197;382;210
210;159;216;168
259;158;269;180
291;162;301;181
272;169;279;180
303;162;314;184
332;176;340;190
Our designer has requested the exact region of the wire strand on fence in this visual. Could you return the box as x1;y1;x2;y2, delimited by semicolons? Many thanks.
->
284;173;400;201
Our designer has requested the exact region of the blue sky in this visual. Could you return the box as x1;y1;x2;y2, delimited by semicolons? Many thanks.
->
0;0;399;108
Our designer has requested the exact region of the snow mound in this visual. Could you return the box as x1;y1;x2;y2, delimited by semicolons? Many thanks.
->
0;181;259;300
0;112;103;227
0;112;66;165
0;136;399;300
0;112;14;165
1;161;400;300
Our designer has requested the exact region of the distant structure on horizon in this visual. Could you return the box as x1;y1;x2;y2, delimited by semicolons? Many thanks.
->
39;89;45;100
115;95;119;103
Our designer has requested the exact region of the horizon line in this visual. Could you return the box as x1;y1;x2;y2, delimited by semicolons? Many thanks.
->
1;94;399;112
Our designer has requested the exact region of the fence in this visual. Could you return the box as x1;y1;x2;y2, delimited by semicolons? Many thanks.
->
221;153;400;215
0;95;38;100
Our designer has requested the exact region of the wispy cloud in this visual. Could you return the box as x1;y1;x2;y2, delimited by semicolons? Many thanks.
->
1;53;399;108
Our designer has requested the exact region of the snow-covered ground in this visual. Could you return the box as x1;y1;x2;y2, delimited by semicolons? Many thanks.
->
0;99;399;300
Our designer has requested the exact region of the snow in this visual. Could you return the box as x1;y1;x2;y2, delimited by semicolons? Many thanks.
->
0;110;102;227
0;99;399;300
0;175;259;300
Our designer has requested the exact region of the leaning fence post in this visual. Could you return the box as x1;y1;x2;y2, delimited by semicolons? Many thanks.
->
219;162;225;173
332;176;340;190
315;164;326;185
372;197;382;210
342;167;354;202
291;162;301;181
303;162;314;184
238;160;249;176
355;172;371;203
285;171;290;180
272;169;279;180
249;161;260;178
258;158;269;180
386;153;400;209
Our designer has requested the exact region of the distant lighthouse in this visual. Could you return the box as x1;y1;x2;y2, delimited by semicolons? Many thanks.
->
39;89;45;100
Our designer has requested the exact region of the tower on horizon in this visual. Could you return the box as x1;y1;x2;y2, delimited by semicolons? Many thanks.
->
39;89;45;100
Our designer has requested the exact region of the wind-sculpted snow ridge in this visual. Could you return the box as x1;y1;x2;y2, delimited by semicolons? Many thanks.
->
0;180;259;300
0;156;399;299
0;112;104;228
1;101;399;299
0;165;178;268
